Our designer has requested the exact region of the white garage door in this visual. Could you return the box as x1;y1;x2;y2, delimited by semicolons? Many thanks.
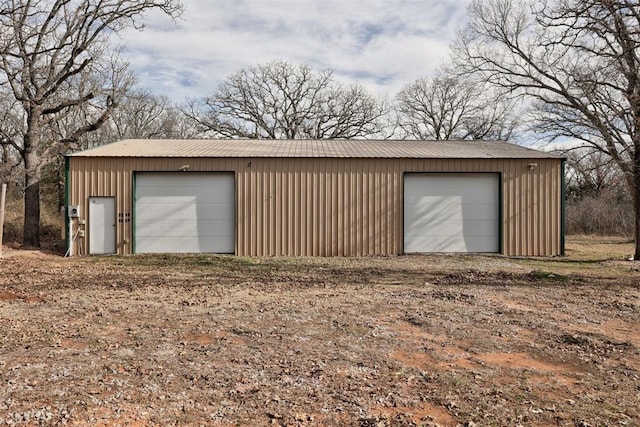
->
135;173;235;253
404;173;499;253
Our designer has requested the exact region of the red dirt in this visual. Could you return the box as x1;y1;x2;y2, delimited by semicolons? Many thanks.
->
1;241;639;425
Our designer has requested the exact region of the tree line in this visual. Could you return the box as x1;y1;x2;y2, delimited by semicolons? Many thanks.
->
1;0;638;257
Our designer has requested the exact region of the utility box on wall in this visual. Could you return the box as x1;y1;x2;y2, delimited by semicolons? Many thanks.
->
67;205;80;218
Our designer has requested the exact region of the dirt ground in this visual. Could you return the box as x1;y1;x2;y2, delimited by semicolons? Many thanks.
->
1;236;639;426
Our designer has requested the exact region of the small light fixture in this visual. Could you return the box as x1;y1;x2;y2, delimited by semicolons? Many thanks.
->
528;162;538;170
179;164;189;171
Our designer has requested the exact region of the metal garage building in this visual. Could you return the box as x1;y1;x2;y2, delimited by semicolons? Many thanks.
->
65;139;564;257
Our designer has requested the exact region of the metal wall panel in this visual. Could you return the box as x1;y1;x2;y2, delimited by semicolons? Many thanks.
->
68;156;562;257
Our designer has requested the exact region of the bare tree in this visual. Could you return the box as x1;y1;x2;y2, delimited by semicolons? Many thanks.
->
0;89;23;184
0;0;182;248
395;72;520;141
559;147;632;236
86;89;200;146
185;61;388;139
454;0;640;259
556;147;622;198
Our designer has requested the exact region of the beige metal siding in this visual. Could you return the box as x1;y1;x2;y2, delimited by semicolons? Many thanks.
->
68;157;562;257
234;158;396;256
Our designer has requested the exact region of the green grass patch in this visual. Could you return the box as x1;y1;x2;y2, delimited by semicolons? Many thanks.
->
526;270;570;283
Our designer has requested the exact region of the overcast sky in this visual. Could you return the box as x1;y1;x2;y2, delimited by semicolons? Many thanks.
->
115;0;471;100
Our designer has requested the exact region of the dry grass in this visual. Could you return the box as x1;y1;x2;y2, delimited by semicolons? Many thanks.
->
0;238;639;426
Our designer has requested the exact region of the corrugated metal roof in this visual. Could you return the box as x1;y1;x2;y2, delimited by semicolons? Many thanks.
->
68;139;560;159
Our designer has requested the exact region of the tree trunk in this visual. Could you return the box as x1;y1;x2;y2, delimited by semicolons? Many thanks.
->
22;127;41;249
23;176;40;248
635;156;640;261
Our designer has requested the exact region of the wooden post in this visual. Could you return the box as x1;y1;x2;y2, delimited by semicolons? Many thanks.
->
0;183;6;257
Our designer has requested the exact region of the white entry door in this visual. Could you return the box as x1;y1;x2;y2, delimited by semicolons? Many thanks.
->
404;173;500;253
89;197;116;255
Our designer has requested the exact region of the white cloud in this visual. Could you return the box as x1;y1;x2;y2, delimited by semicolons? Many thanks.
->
115;0;471;100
